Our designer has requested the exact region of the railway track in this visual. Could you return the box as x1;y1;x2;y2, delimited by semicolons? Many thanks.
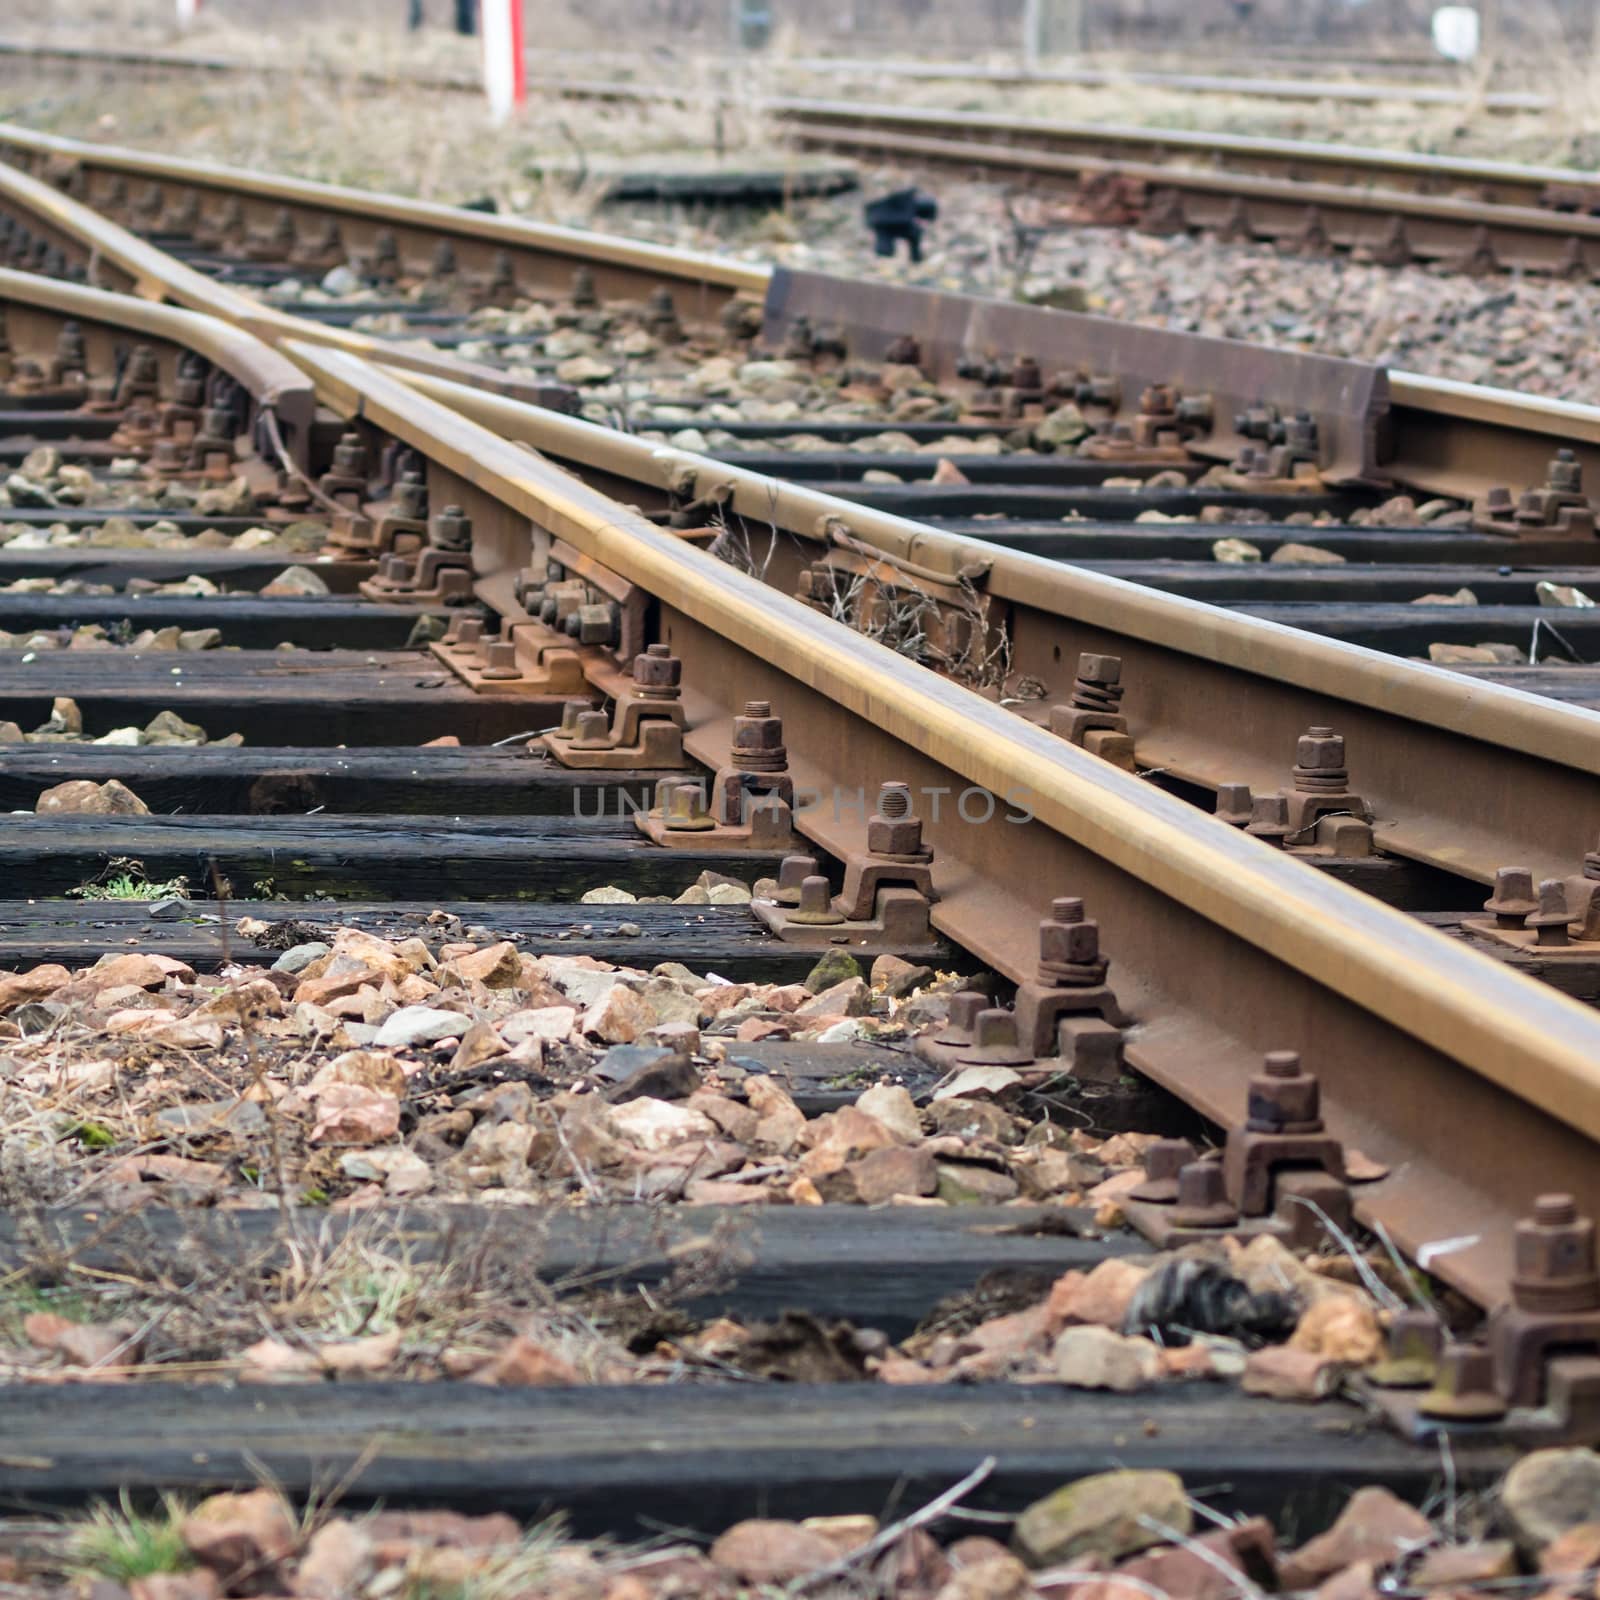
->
9;39;1600;283
4;123;1600;1571
11;33;1600;278
0;34;1544;111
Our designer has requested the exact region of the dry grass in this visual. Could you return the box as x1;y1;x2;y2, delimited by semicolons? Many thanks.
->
0;1202;755;1381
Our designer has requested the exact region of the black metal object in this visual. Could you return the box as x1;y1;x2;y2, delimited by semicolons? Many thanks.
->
864;188;939;262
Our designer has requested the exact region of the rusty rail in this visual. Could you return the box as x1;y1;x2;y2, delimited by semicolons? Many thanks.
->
290;340;1600;1321
8;159;1600;1423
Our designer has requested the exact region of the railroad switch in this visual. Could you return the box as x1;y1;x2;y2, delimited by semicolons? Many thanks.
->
1049;653;1136;771
360;506;475;605
1122;1051;1355;1254
1473;450;1597;540
1366;1195;1600;1442
637;699;798;850
540;644;690;769
753;781;936;946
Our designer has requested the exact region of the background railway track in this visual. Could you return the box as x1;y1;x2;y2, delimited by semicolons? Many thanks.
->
8;95;1600;1582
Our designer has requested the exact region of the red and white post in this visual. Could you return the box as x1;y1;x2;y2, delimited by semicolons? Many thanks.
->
480;0;525;125
175;0;201;26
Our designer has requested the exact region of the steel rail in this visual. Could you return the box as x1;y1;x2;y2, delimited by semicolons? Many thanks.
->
0;263;315;453
0;152;583;408
288;340;1600;1316
775;122;1600;273
768;98;1594;205
0;124;768;314
399;369;1600;892
3;132;1598;881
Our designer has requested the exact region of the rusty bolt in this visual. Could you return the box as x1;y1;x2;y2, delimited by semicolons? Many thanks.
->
1129;1136;1198;1203
1549;449;1583;496
379;554;410;585
1295;726;1346;773
570;709;613;749
867;781;925;858
930;990;988;1047
1169;1161;1239;1228
1245;1050;1322;1134
663;781;715;833
571;266;598;308
565;602;618;645
1075;375;1119;409
480;641;520;681
431;239;458;277
1482;485;1515;517
393;470;428;520
1484;866;1538;927
645;286;682;339
884;334;921;367
1139;384;1177;416
1527;879;1574;948
1512;1193;1600;1314
631;643;681;693
55;322;87;371
772;853;819;905
451;617;484;651
432;506;471;552
1215;784;1253;827
331;432;367;477
731;700;787;772
1418;1343;1508;1422
963;1008;1034;1064
556;700;587;736
1012;356;1042;391
789;875;846;926
1247;793;1292;845
1071;652;1125;715
124;345;160;392
1282;411;1318;453
1038;896;1102;973
1368;1308;1445;1389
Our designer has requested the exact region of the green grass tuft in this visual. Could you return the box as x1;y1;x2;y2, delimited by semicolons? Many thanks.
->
71;1493;193;1584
